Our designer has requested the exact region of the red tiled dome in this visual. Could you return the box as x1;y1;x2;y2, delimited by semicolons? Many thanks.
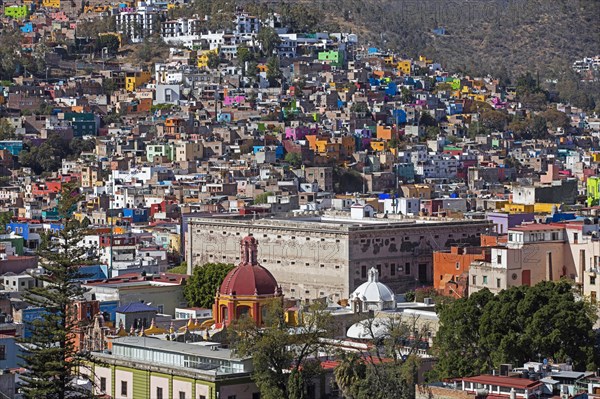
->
219;235;279;296
219;263;279;296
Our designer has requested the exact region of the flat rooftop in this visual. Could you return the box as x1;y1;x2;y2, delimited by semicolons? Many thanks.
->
189;212;491;233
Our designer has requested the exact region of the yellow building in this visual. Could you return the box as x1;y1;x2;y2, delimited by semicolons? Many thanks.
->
419;55;432;64
197;49;217;68
125;71;151;92
42;0;60;7
370;141;386;152
396;60;411;75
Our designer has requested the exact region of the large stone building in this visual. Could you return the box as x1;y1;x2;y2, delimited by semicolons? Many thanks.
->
186;212;492;301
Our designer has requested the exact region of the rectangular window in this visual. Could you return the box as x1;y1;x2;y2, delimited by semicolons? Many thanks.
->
591;276;596;285
100;377;106;392
390;263;396;276
472;275;476;285
496;278;501;288
156;387;163;399
497;254;502;264
121;381;127;396
405;262;411;275
179;392;186;399
483;276;488;285
361;266;367;279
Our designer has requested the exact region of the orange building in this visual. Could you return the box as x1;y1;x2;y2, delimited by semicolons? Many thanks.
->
376;125;397;141
433;246;488;298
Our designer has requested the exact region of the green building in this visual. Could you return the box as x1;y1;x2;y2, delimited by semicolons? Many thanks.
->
587;176;600;207
0;234;24;256
63;112;98;137
318;50;344;67
147;144;174;162
4;5;29;18
88;336;257;399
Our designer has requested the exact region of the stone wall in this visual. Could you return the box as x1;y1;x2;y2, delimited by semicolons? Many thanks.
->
188;216;492;301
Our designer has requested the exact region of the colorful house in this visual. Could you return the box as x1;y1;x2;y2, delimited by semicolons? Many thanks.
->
42;0;61;7
318;50;344;67
197;49;218;68
4;5;29;18
125;71;151;92
587;176;600;207
396;60;411;75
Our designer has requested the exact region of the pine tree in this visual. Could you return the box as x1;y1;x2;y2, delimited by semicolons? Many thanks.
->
18;184;96;399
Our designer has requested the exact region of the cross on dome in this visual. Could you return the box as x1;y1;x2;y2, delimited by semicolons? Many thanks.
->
368;267;379;283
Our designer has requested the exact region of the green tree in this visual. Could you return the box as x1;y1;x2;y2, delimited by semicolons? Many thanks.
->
167;262;188;274
95;34;120;55
266;56;282;87
236;45;253;72
334;314;430;399
432;281;599;380
18;184;96;399
541;108;570;130
0;118;17;140
0;211;12;233
183;262;235;308
207;51;221;70
253;191;274;205
284;152;302;168
480;109;510;132
257;26;280;56
515;72;538;97
350;101;370;114
231;300;334;399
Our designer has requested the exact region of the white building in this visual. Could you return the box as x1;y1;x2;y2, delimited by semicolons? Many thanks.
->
115;4;159;44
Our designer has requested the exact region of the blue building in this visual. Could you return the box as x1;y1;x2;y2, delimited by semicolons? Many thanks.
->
122;208;149;223
77;264;109;281
0;335;22;369
20;21;33;33
0;141;24;156
100;300;120;325
253;145;284;159
392;109;407;124
395;163;415;182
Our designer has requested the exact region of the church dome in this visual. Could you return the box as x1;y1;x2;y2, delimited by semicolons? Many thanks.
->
219;236;279;296
349;268;395;311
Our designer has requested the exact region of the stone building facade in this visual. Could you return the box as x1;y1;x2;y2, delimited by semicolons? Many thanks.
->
186;213;491;301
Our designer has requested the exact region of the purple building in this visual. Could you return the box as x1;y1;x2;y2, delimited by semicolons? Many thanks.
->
486;212;535;235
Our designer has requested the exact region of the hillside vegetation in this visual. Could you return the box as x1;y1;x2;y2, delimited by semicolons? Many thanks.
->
321;0;599;78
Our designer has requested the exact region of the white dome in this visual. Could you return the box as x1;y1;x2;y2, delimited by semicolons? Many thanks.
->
346;318;389;340
349;267;395;304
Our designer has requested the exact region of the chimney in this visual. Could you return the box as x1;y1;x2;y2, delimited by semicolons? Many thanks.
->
546;252;553;281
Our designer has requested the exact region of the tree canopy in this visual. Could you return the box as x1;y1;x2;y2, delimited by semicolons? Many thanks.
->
431;281;599;380
334;314;431;399
231;300;334;399
183;262;235;308
19;184;96;399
